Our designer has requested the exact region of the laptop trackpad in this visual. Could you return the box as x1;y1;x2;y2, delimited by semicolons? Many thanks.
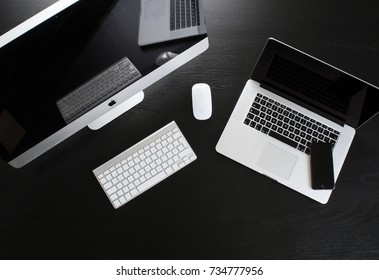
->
257;142;298;180
144;0;166;19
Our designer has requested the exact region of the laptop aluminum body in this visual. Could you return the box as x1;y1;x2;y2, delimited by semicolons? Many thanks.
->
216;38;379;204
138;0;206;46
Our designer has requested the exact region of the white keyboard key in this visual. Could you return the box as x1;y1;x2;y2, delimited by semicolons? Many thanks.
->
103;181;113;190
179;148;191;158
110;193;118;201
137;171;165;193
93;121;196;209
113;200;121;208
106;186;117;195
130;188;139;197
165;166;174;175
178;145;184;152
125;193;132;201
173;131;181;139
178;137;187;146
119;196;127;204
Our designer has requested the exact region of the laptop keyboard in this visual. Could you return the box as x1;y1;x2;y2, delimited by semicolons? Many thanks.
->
244;93;340;154
170;0;200;31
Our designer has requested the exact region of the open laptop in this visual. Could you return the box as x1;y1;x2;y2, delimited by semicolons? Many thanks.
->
216;38;379;204
138;0;207;46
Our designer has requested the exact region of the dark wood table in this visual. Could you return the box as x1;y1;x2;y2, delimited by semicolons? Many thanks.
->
1;0;379;259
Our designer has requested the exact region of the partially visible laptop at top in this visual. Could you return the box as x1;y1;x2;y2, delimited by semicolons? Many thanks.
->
138;0;206;46
216;38;379;204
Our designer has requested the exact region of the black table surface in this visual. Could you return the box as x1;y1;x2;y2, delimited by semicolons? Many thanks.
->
1;0;379;259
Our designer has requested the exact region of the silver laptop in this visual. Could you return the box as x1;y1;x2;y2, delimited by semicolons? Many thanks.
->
216;38;379;204
138;0;207;46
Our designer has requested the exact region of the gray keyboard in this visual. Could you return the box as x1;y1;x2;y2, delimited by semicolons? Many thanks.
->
57;56;142;124
170;0;200;31
93;121;197;209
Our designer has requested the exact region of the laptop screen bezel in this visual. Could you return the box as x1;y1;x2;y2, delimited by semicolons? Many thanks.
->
251;38;379;129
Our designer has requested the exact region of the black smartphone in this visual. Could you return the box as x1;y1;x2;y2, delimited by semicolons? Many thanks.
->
310;142;335;190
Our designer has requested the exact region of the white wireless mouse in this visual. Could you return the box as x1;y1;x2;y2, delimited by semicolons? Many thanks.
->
192;83;212;120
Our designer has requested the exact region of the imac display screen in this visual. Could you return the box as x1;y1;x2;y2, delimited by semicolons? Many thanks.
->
0;0;208;167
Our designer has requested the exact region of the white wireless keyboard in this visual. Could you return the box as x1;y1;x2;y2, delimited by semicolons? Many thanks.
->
93;121;197;209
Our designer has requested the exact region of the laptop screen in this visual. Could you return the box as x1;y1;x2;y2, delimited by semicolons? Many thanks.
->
252;39;379;129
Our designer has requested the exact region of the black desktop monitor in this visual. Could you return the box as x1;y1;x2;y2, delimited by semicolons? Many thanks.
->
0;0;208;167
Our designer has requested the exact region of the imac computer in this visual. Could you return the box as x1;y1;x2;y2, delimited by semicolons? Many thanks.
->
0;0;209;168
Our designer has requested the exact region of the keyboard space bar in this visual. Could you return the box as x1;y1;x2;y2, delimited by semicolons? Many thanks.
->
268;130;298;149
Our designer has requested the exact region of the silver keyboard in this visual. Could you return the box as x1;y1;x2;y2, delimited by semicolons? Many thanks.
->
57;56;142;124
93;121;197;209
